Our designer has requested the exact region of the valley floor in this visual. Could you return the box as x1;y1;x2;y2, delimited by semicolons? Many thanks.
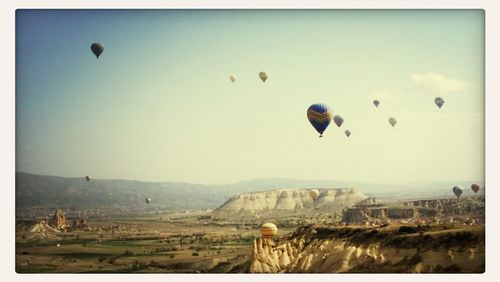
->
16;213;485;273
16;213;289;273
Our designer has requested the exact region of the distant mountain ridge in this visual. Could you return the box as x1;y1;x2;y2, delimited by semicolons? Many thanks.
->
16;172;227;210
16;172;484;210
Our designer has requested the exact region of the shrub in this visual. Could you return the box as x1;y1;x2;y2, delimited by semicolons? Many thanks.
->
123;249;134;256
398;226;415;234
108;256;119;264
132;260;147;270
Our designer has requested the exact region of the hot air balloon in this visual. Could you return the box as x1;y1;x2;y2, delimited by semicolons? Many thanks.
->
229;75;236;83
307;103;333;137
259;223;277;239
373;99;380;107
333;115;344;127
345;130;351;137
145;197;152;204
259;71;268;82
388;117;397;127
85;176;91;182
90;42;104;59
471;184;480;194
435;97;445;108
309;189;320;201
453;186;463;199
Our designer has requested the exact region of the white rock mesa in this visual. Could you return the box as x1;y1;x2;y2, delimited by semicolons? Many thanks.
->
214;188;367;214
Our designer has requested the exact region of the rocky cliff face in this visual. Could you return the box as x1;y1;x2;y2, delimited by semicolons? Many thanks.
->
356;197;376;206
343;197;485;224
408;197;484;215
249;225;485;273
214;188;366;215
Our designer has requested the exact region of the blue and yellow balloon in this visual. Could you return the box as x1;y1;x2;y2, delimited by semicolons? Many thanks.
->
307;103;333;137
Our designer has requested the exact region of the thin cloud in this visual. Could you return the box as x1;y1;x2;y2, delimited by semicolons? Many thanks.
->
410;73;473;94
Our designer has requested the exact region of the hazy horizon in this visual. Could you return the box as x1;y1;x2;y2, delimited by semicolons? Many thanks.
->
16;10;484;185
15;170;484;188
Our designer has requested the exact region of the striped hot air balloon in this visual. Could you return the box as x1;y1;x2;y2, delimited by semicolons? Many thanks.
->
259;223;277;239
307;103;333;137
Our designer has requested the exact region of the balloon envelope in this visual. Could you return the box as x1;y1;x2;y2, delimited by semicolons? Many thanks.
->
345;130;351;137
90;42;104;58
230;75;236;83
373;100;380;107
388;117;397;127
145;197;152;204
259;223;277;238
307;103;333;137
85;176;91;182
471;184;480;194
453;186;463;199
435;97;445;108
309;189;320;200
333;115;344;127
259;71;268;82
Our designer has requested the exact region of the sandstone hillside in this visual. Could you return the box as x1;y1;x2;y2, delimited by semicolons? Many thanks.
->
249;224;485;273
214;188;367;215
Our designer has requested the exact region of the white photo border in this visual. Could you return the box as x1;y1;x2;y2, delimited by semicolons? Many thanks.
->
2;1;498;282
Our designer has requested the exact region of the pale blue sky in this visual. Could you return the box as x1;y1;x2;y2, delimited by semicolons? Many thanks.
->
16;10;484;184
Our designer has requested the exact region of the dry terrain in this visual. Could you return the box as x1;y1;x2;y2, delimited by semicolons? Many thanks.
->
16;212;294;273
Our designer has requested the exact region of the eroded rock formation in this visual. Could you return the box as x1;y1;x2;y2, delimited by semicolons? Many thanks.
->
71;218;89;229
342;197;485;224
49;209;67;229
215;188;367;215
249;225;485;273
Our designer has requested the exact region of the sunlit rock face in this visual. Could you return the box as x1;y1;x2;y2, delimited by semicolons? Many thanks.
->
249;225;485;273
49;209;67;229
214;188;367;214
